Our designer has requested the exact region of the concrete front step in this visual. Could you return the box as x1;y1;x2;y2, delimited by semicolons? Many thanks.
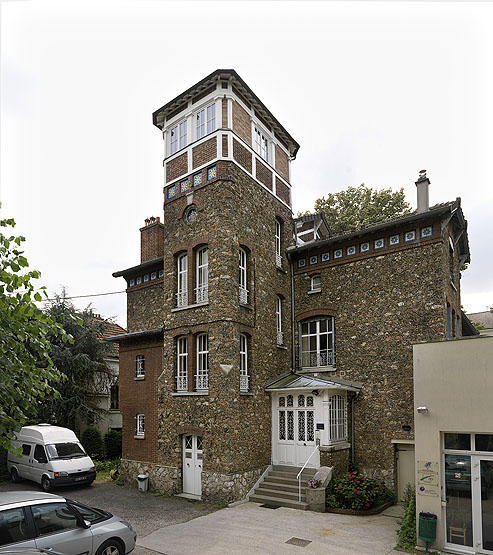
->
254;486;306;502
264;475;311;488
249;493;309;510
261;480;306;494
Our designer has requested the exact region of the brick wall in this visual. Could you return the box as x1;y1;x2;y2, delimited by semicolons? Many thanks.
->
233;139;252;173
232;100;251;146
222;134;228;157
222;98;228;128
275;144;289;181
119;337;163;464
255;158;273;190
192;136;217;169
140;221;164;262
166;152;188;183
275;177;291;207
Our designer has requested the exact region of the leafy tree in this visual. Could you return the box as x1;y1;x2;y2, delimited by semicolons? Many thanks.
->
35;293;114;430
309;184;411;234
0;212;69;452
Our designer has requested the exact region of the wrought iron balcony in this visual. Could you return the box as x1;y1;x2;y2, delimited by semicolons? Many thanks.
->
240;374;249;392
301;350;336;368
176;290;188;308
276;253;283;268
195;373;209;391
195;285;209;304
239;286;249;305
277;331;284;346
176;376;188;392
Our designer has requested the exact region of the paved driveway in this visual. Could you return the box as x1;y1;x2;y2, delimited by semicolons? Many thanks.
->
0;481;403;554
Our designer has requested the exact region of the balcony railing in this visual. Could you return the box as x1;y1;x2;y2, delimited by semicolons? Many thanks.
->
240;374;249;392
277;331;284;346
301;350;336;368
195;373;209;391
239;287;249;305
276;253;283;268
176;375;188;392
176;290;188;308
195;285;209;304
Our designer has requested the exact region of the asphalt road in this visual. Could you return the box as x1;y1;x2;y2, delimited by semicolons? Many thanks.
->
0;480;218;555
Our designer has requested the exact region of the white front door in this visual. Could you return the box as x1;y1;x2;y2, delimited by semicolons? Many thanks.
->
273;393;319;468
183;435;202;496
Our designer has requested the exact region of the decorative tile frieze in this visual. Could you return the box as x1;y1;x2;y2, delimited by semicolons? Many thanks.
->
334;249;343;259
309;255;318;265
404;230;416;242
421;226;433;238
321;252;330;262
194;173;202;186
360;242;370;253
389;234;400;246
208;166;217;179
374;238;385;249
180;179;189;192
298;259;306;268
347;246;356;256
168;185;176;198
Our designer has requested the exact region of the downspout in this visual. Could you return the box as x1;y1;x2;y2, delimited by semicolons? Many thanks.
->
286;251;296;373
351;392;360;467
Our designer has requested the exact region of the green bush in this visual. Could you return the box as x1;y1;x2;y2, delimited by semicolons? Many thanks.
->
81;427;105;459
326;472;394;511
397;488;416;549
93;458;120;473
104;430;122;459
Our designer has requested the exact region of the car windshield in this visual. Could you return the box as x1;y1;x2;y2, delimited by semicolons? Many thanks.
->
46;442;87;460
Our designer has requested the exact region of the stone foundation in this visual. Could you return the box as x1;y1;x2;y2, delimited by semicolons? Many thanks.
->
202;466;267;504
120;459;180;495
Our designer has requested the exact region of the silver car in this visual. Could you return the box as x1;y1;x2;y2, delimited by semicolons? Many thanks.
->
0;491;136;555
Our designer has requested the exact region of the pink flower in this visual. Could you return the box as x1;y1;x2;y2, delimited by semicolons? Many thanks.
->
357;491;362;495
362;477;367;481
337;485;342;490
364;502;370;507
356;481;360;484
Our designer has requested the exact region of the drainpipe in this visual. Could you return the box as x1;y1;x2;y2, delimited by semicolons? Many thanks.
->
351;395;356;467
286;251;296;373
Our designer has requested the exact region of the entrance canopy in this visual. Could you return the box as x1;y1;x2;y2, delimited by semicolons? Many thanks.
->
264;372;362;393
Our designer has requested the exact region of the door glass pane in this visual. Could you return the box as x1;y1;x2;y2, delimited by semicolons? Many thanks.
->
481;460;493;551
279;411;286;440
444;433;471;450
197;437;203;451
445;454;472;547
476;435;493;452
298;411;305;441
287;411;294;440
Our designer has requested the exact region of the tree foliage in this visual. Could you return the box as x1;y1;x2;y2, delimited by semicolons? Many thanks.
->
0;213;69;452
35;294;114;430
311;184;412;234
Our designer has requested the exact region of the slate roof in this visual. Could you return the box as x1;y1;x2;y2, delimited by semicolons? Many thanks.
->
467;310;493;330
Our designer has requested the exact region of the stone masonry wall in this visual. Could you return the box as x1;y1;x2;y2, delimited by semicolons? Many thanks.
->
294;239;447;489
120;458;179;494
127;283;164;332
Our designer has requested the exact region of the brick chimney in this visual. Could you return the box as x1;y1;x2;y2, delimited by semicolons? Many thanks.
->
140;216;164;262
415;169;430;214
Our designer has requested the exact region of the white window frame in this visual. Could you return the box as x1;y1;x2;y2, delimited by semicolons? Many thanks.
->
170;125;178;155
300;317;335;368
136;414;145;437
311;275;321;291
240;334;249;392
328;394;347;443
254;125;269;162
176;337;188;392
196;103;215;140
196;333;209;391
179;120;187;150
239;248;248;304
275;220;282;268
176;253;188;308
195;247;209;303
276;297;283;346
136;355;145;378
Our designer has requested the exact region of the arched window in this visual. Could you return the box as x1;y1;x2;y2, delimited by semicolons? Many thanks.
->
328;394;347;443
239;248;248;305
195;247;209;303
176;337;188;392
240;334;249;392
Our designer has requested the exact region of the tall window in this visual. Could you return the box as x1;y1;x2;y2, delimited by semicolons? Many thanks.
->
196;334;209;391
239;248;248;304
311;275;321;291
170;125;178;155
276;297;283;346
254;126;269;162
197;104;215;140
240;334;249;392
136;355;145;378
176;337;188;392
328;394;347;443
446;303;451;339
196;247;209;303
177;253;188;308
275;220;282;268
179;120;187;149
136;414;145;437
109;382;119;410
300;318;335;368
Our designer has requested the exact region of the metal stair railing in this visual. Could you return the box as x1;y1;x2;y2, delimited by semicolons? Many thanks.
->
297;446;319;502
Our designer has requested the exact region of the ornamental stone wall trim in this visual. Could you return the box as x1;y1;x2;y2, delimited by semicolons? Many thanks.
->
295;307;336;322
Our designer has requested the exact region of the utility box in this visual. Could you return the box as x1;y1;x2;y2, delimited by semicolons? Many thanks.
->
418;512;437;542
137;474;149;492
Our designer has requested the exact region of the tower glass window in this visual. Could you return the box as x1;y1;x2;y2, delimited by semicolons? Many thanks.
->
177;253;188;308
179;120;187;149
300;317;335;368
254;126;269;162
240;334;249;392
136;355;145;378
136;414;145;437
196;247;209;303
176;337;188;392
239;248;248;304
275;220;282;268
197;104;215;140
276;297;283;346
196;333;209;391
170;125;178;155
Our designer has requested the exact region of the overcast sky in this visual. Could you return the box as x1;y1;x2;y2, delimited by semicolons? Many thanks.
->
1;0;492;328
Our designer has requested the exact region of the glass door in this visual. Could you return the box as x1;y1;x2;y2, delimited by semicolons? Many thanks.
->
445;453;473;548
472;458;493;553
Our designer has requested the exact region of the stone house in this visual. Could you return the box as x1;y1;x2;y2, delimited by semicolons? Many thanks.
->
108;69;471;505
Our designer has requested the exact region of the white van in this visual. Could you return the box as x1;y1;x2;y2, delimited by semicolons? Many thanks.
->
7;424;96;492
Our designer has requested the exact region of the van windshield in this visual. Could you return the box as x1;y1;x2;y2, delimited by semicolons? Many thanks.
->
46;442;87;460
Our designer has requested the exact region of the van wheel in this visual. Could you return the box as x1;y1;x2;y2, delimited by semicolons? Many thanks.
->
41;476;52;492
95;539;124;555
10;468;21;483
